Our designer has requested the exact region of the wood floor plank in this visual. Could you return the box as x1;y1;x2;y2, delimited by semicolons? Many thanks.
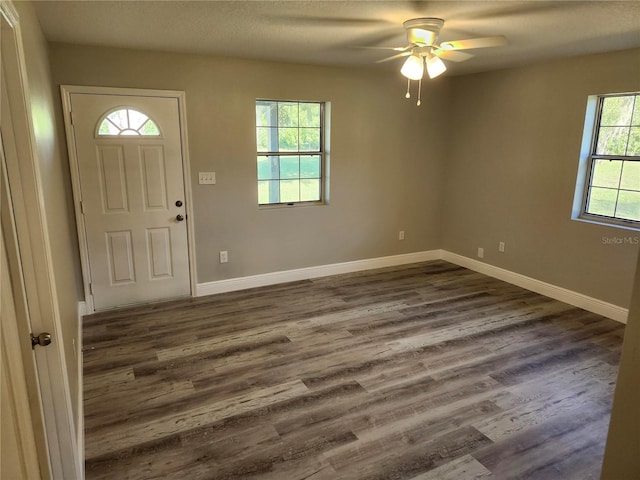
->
410;454;494;480
85;379;309;458
82;260;623;479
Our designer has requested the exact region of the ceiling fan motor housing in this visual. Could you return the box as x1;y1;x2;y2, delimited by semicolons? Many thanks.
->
403;18;445;46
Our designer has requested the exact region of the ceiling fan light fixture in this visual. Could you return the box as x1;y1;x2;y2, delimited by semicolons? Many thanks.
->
400;54;424;80
426;55;447;79
403;18;445;46
408;28;436;46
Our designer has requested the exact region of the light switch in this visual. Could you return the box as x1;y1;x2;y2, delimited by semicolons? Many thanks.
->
199;172;216;185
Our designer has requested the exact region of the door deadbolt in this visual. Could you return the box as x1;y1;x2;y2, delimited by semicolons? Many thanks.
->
31;332;52;348
175;200;183;207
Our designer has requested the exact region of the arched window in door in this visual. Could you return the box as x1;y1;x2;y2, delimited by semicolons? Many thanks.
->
97;108;161;136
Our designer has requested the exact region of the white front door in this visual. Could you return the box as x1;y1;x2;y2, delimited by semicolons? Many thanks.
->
68;92;191;311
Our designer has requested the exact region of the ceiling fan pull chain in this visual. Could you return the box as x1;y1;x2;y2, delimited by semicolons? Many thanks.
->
417;77;422;106
405;78;411;98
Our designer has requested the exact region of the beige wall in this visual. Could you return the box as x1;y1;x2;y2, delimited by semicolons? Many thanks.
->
46;43;640;308
48;43;449;284
13;0;83;426
442;48;640;307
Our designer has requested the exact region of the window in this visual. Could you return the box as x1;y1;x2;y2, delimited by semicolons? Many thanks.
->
98;108;160;136
575;93;640;229
255;100;325;205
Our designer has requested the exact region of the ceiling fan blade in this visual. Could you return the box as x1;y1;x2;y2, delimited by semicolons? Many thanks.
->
440;35;507;50
433;49;474;62
353;45;411;52
268;15;390;27
376;51;411;64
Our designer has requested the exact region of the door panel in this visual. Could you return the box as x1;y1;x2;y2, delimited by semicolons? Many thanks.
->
106;230;135;284
70;93;191;310
141;146;168;210
147;227;173;278
97;145;128;212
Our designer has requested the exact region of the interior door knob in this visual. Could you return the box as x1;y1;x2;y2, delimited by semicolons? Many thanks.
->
31;332;52;348
176;214;184;222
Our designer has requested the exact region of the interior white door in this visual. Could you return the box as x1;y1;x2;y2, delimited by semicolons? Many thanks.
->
1;142;45;480
69;93;191;310
3;4;80;477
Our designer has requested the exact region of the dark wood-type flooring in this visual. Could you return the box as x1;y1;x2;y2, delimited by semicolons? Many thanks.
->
82;260;625;479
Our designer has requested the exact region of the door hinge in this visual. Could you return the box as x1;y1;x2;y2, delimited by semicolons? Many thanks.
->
89;283;93;295
80;201;85;214
70;111;75;126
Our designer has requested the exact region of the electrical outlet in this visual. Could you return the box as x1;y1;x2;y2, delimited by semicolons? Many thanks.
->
477;247;484;259
219;250;228;263
399;230;405;240
199;172;216;184
499;241;505;252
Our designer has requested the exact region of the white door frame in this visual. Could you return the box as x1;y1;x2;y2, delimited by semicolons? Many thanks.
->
1;0;80;478
60;85;197;313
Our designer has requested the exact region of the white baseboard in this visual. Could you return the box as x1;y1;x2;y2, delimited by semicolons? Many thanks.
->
196;250;442;297
441;251;629;324
195;249;628;323
76;302;85;480
77;301;89;318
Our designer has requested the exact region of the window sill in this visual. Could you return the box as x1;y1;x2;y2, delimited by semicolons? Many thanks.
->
572;214;640;233
258;201;326;210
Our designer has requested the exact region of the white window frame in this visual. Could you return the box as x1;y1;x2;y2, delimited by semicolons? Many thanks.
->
255;99;329;207
573;92;640;231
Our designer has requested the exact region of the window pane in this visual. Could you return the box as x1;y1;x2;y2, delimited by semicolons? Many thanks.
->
300;128;320;151
278;103;298;127
621;161;640;191
627;127;640;156
633;96;640;125
258;180;280;204
256;101;276;127
596;126;629;155
257;156;279;180
616;190;640;221
300;155;320;178
591;159;622;188
107;110;129;129
587;187;618;217
300;103;320;127
278;128;299;151
98;119;120;135
256;127;276;152
280;156;299;179
300;179;320;201
139;120;160;136
601;96;634;126
280;180;300;203
128;109;148;130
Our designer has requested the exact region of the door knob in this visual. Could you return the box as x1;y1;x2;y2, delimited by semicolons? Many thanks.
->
176;214;184;222
31;332;52;348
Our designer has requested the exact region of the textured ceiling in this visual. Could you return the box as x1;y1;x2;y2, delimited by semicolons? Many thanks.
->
32;1;640;75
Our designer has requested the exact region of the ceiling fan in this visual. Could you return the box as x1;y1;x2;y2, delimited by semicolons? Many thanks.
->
376;18;507;105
